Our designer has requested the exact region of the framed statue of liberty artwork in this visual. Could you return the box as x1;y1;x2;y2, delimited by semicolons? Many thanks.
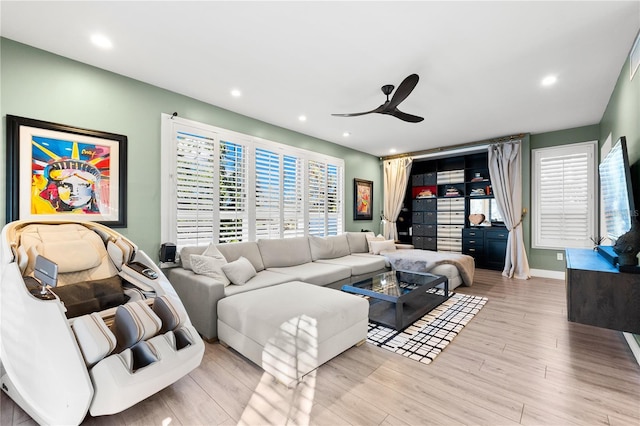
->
354;178;373;221
6;115;128;227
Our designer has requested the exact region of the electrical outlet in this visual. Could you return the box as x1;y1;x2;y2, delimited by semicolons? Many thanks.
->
557;252;564;261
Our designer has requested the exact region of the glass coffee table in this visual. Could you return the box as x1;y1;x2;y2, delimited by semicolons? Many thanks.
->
342;270;449;331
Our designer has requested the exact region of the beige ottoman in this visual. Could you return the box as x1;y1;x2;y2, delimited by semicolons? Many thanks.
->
217;281;368;386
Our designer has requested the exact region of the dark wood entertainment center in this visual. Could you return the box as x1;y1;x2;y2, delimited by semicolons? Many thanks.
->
401;151;507;271
565;248;640;334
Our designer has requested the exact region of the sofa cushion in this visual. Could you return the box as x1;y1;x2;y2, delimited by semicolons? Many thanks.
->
267;262;350;286
179;246;207;271
345;232;374;254
224;270;295;296
353;252;391;268
216;241;265;272
190;254;230;286
222;256;257;285
365;234;386;253
309;234;351;260
258;237;312;268
369;239;397;255
315;254;387;276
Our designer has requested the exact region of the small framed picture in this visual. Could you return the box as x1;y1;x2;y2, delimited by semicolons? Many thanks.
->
354;178;373;221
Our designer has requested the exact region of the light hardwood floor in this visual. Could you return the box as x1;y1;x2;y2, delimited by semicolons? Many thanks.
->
3;269;640;425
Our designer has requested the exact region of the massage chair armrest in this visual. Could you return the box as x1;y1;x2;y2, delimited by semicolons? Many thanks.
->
164;268;226;341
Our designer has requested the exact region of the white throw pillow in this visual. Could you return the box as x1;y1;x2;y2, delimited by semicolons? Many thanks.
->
221;256;257;285
365;234;386;254
202;243;225;259
179;246;207;271
369;239;397;255
190;254;230;286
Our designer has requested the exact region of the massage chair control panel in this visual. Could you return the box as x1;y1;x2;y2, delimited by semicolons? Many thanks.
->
126;261;158;279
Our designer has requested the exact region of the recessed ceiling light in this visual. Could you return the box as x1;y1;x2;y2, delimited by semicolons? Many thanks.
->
343;132;350;137
231;89;242;97
90;34;112;49
298;115;307;122
389;148;397;154
541;75;557;86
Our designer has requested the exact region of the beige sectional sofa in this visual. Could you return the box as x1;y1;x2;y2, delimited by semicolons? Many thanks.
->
165;232;390;341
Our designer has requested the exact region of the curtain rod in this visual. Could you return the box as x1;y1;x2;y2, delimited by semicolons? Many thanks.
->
380;133;526;161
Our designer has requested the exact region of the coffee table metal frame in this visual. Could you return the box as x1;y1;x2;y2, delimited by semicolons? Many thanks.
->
341;269;449;331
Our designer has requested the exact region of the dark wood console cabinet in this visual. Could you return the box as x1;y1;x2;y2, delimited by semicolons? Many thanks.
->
462;227;508;270
565;248;640;334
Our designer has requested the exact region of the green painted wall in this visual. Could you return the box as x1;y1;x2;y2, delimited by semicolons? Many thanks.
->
599;53;640;206
0;38;382;257
529;125;601;271
597;44;640;347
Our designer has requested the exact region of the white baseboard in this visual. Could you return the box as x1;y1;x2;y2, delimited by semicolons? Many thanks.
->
530;268;565;280
624;332;640;366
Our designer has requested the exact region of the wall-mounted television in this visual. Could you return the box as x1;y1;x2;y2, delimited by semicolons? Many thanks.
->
599;136;636;242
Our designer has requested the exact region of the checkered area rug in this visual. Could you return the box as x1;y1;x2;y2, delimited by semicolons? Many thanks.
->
366;291;488;364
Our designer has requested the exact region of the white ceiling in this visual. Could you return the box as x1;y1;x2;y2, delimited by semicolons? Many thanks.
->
2;1;639;158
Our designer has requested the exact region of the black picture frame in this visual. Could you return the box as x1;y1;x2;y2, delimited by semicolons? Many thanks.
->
6;115;127;227
354;178;373;221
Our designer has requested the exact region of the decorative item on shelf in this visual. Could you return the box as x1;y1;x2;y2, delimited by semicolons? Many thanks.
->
613;217;640;267
470;188;485;196
416;188;434;198
444;186;461;197
471;172;484;182
468;213;486;226
590;235;604;251
486;185;492;195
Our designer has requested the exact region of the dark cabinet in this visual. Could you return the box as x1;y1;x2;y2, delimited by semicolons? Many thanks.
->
485;229;508;270
566;248;640;334
462;227;507;270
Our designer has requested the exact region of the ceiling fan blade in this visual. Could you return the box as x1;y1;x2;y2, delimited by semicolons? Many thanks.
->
331;104;385;117
392;110;424;123
386;74;419;111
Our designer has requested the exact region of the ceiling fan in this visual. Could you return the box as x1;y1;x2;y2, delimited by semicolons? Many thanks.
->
332;74;424;123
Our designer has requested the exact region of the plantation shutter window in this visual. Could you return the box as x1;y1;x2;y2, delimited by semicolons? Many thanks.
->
219;140;248;243
173;127;218;247
161;114;344;246
308;160;327;236
255;147;281;239
532;142;596;249
327;164;343;236
283;155;305;238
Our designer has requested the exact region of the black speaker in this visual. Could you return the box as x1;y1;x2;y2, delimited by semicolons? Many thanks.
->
159;243;177;263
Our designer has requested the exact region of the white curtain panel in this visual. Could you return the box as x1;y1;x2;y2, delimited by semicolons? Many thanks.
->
383;157;413;240
488;141;531;279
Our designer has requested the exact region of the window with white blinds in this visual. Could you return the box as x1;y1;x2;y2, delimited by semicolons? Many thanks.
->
532;141;597;249
255;147;282;240
161;114;344;247
174;127;217;247
219;140;248;243
283;154;305;238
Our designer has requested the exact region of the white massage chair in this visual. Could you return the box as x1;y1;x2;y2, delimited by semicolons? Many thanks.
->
0;220;204;425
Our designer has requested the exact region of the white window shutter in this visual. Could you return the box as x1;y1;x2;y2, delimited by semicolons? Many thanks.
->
219;140;248;243
174;128;217;247
283;155;305;238
255;147;281;239
533;142;596;249
161;115;344;246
